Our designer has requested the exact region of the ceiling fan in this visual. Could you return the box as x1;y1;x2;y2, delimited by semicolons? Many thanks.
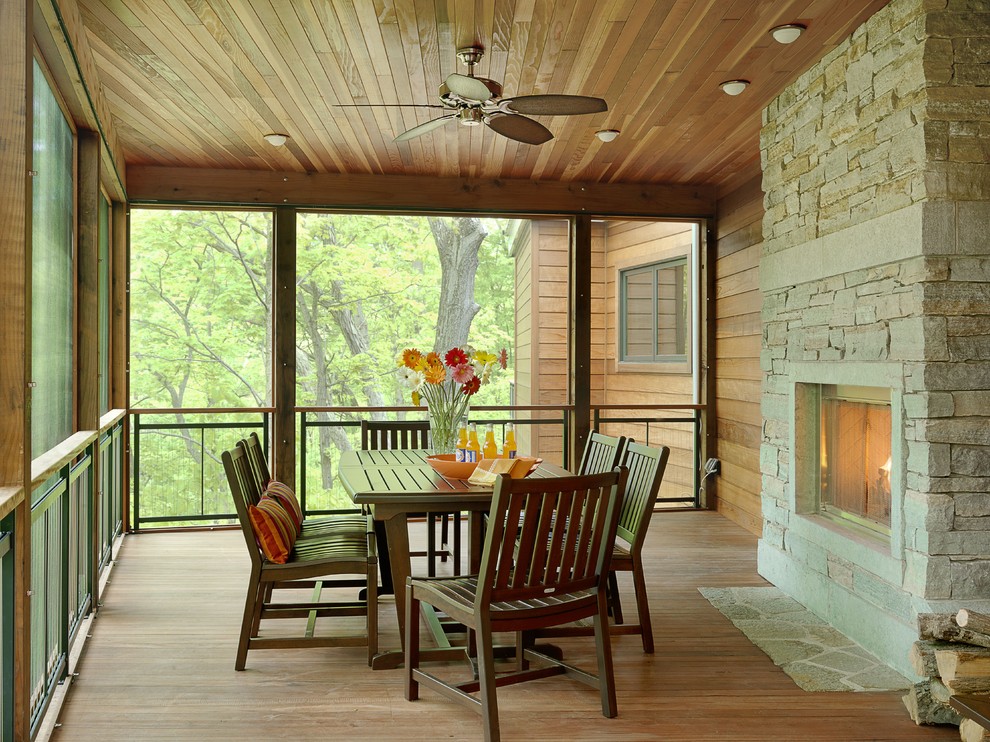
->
346;47;608;145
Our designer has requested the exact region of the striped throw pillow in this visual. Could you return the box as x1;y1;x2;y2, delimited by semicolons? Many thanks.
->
265;480;303;536
248;495;298;564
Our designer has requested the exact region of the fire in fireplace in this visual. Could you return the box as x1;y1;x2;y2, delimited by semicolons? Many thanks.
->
818;385;892;533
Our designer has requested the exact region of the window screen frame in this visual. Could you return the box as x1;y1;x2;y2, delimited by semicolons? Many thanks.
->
617;256;691;368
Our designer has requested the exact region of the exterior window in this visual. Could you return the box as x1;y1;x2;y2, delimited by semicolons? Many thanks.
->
619;258;689;363
31;59;75;457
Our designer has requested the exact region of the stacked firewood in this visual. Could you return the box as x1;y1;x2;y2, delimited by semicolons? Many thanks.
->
904;609;990;741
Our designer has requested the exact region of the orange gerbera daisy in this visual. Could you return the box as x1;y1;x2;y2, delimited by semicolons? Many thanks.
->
402;348;423;369
424;360;446;384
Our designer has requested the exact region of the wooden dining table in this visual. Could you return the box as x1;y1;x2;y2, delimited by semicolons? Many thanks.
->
338;448;568;669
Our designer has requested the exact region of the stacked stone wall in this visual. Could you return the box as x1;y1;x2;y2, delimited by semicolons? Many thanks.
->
761;0;928;255
759;0;990;674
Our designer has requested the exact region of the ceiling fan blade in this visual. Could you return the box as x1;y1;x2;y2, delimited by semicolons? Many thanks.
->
335;103;447;109
486;113;553;145
394;114;457;142
445;73;493;102
501;94;608;116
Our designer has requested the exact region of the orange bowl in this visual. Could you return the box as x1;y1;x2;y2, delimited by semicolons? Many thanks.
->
425;454;479;480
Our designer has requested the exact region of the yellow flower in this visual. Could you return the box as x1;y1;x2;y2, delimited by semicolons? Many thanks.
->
473;350;497;366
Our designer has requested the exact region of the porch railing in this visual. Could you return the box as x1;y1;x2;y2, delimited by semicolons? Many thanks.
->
0;522;12;742
126;403;704;529
130;410;269;531
25;414;126;735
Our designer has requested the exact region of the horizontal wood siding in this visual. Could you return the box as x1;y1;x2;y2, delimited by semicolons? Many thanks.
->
714;175;763;535
515;220;571;466
603;220;695;501
512;222;534;456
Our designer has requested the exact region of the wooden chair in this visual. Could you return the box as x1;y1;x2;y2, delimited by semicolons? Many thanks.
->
360;419;432;451
222;444;378;668
360;419;460;578
527;441;669;653
607;441;670;652
578;431;627;475
404;467;628;742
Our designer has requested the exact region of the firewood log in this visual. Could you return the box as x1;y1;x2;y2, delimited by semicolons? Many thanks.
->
902;682;962;726
919;614;990;649
937;647;990;684
958;610;990;639
912;640;954;677
960;718;990;742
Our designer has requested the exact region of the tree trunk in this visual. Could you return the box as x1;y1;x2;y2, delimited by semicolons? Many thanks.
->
329;280;387;412
429;217;486;352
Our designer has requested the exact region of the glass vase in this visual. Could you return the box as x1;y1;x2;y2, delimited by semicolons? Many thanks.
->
421;379;471;456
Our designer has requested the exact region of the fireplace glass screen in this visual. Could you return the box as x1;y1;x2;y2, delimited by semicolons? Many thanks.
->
819;385;892;532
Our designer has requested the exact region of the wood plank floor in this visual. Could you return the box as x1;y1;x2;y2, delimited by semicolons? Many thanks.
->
51;511;958;741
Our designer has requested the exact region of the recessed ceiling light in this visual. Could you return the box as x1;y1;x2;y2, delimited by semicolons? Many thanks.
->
719;80;750;96
771;24;806;44
263;133;289;146
596;129;620;142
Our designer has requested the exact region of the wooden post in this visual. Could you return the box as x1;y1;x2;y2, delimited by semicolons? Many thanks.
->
110;201;128;411
110;202;129;532
0;1;32;738
569;215;592;467
273;207;296;484
701;221;717;508
77;130;101;432
77;129;102;616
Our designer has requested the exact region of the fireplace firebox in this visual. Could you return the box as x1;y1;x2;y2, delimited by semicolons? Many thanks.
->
818;385;892;534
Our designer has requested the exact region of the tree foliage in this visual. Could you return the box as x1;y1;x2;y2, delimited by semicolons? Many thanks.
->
130;209;519;521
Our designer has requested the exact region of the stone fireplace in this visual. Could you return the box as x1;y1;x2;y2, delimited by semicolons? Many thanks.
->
757;0;990;677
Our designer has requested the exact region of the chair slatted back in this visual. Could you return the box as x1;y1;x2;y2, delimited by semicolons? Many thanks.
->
615;442;670;551
221;446;266;568
360;420;431;450
240;432;271;504
578;432;627;475
478;468;627;605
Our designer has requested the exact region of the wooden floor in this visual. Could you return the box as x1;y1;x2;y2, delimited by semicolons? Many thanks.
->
52;511;958;741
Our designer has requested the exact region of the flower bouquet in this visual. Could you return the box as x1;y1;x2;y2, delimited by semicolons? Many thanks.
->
398;346;507;455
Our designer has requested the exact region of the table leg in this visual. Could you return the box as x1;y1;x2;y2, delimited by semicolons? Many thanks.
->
369;512;467;670
383;513;412;648
372;519;394;595
468;512;485;573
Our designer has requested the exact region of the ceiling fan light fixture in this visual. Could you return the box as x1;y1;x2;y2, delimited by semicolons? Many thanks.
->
771;23;806;44
596;129;620;143
263;133;289;146
719;80;750;96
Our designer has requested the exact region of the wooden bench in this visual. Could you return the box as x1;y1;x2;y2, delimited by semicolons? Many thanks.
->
222;444;378;669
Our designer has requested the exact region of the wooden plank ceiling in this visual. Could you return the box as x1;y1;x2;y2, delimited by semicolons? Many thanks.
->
76;0;889;190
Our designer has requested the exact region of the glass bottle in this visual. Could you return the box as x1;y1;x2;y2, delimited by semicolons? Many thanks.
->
483;424;498;459
503;423;517;459
466;423;481;463
455;419;469;462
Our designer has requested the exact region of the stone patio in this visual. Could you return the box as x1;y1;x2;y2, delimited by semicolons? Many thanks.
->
700;586;913;692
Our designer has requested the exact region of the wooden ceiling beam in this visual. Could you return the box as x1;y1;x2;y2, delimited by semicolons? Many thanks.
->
127;166;715;218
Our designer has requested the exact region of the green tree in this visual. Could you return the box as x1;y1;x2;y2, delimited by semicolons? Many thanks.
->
130;209;518;518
